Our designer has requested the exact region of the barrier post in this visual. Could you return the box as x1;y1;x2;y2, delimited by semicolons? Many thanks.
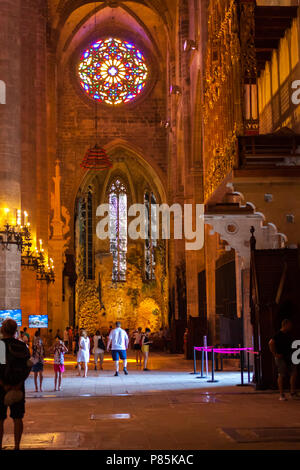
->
196;348;207;379
247;352;251;383
204;336;209;377
190;347;198;374
237;349;251;387
240;350;244;385
207;348;218;383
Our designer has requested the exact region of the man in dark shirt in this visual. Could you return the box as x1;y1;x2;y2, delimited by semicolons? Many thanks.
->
0;319;31;450
269;319;298;401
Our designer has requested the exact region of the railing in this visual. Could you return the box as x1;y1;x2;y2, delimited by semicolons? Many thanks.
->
259;62;300;134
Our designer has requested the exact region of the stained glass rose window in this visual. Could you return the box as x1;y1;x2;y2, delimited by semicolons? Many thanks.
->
78;38;148;105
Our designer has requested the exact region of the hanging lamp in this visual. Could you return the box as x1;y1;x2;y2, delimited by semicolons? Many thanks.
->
80;2;113;171
80;144;113;170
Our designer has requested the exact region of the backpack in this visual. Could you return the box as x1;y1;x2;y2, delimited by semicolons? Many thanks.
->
98;337;105;350
1;340;32;387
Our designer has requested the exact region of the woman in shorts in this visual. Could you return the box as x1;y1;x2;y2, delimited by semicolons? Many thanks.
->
53;337;68;391
31;331;45;392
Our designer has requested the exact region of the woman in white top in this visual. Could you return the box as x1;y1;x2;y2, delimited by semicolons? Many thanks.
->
76;330;90;377
93;330;105;371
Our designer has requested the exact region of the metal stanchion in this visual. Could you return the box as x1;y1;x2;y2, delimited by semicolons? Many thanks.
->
196;347;207;379
247;352;251;383
207;348;218;383
237;349;251;387
190;347;197;374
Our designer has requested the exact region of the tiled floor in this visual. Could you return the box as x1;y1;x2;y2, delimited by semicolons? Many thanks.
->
2;353;300;450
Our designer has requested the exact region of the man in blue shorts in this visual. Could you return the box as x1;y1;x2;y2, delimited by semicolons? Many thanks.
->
107;322;129;376
0;319;31;450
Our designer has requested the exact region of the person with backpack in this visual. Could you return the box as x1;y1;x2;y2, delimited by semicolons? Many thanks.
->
0;319;32;450
76;330;90;377
93;330;105;371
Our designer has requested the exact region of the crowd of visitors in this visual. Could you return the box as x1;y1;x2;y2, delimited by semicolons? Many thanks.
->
0;315;299;450
15;322;158;381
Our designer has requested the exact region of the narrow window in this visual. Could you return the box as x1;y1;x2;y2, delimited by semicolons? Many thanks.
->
109;179;127;282
144;192;157;280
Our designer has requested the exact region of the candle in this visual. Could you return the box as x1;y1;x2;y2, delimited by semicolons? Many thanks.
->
16;209;21;226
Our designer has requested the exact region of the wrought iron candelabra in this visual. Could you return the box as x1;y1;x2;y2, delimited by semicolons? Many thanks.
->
0;212;55;284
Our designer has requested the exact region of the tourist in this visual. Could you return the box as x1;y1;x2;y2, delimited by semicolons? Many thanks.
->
68;326;73;352
125;329;130;349
52;337;68;391
19;331;27;345
31;331;45;392
107;325;113;339
22;327;30;346
93;330;105;371
269;318;298;401
107;322;129;377
63;327;69;347
76;330;90;378
133;327;143;365
73;327;79;355
45;329;53;354
55;329;61;340
0;319;32;450
142;328;152;371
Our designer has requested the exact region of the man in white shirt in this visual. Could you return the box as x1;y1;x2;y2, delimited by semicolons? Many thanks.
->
107;322;129;376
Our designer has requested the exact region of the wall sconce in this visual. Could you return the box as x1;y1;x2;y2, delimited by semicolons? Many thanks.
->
286;214;295;224
160;120;171;129
183;39;197;52
170;85;181;95
264;194;273;203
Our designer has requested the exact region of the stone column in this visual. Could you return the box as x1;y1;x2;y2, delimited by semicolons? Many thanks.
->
205;227;218;344
0;1;21;309
48;161;69;333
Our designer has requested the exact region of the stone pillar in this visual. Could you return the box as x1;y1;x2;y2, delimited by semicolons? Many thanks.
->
48;161;68;333
205;227;218;344
20;0;38;325
0;1;21;309
241;267;253;349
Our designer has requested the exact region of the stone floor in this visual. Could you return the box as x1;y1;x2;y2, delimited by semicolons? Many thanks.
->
1;352;300;450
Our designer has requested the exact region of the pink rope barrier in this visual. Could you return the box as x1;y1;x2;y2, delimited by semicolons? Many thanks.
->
194;347;255;354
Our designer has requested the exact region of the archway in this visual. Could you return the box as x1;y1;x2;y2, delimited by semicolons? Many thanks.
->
73;144;168;335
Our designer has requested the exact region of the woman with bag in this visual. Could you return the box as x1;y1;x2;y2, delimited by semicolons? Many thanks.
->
93;330;105;371
31;331;45;392
76;330;90;378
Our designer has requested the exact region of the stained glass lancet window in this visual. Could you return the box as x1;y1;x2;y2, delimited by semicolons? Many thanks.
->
144;192;157;280
77;187;94;280
109;179;128;282
78;38;148;105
